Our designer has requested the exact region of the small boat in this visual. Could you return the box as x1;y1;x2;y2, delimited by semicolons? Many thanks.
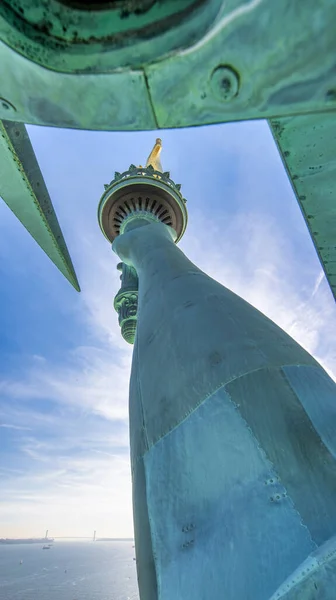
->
42;545;50;549
19;560;23;565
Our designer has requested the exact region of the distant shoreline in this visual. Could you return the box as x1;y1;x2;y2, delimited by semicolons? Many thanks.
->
0;538;134;545
95;538;134;542
0;539;54;545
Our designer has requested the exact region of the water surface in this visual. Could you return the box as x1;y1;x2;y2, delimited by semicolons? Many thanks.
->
0;541;139;600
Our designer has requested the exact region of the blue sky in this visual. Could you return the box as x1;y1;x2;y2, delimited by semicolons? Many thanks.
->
0;121;335;539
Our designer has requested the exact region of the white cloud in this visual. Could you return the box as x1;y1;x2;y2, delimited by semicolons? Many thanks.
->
1;120;335;541
0;254;133;538
182;210;336;380
1;208;335;538
0;346;131;422
0;449;133;538
1;203;334;538
0;423;32;431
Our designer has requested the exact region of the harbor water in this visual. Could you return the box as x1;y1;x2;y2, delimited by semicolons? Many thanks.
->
0;541;139;600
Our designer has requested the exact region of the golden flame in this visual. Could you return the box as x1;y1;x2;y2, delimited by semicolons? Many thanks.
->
145;138;163;172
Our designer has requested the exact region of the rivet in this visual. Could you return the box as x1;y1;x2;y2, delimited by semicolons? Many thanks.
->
210;65;240;102
325;89;336;102
0;98;16;113
182;523;195;533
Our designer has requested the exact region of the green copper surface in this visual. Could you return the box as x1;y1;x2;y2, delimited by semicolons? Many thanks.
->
145;1;336;129
114;262;138;344
0;2;335;291
0;40;156;130
0;0;219;73
98;164;187;244
104;142;187;343
1;2;335;129
269;113;336;300
269;535;336;599
0;119;79;290
112;221;336;600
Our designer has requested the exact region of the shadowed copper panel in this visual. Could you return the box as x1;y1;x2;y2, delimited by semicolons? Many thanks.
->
269;113;336;301
0;119;79;290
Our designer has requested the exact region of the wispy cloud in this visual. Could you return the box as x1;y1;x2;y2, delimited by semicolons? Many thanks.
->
0;225;134;536
182;210;336;380
0;120;334;540
0;346;131;421
1;201;334;537
0;424;32;431
0;447;133;538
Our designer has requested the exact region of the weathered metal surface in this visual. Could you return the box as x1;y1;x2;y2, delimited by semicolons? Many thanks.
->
114;262;138;344
112;221;336;600
144;0;336;128
269;113;336;300
145;0;336;127
98;165;187;243
0;120;79;290
0;1;335;129
0;40;156;130
0;2;335;289
0;0;219;73
269;535;336;599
